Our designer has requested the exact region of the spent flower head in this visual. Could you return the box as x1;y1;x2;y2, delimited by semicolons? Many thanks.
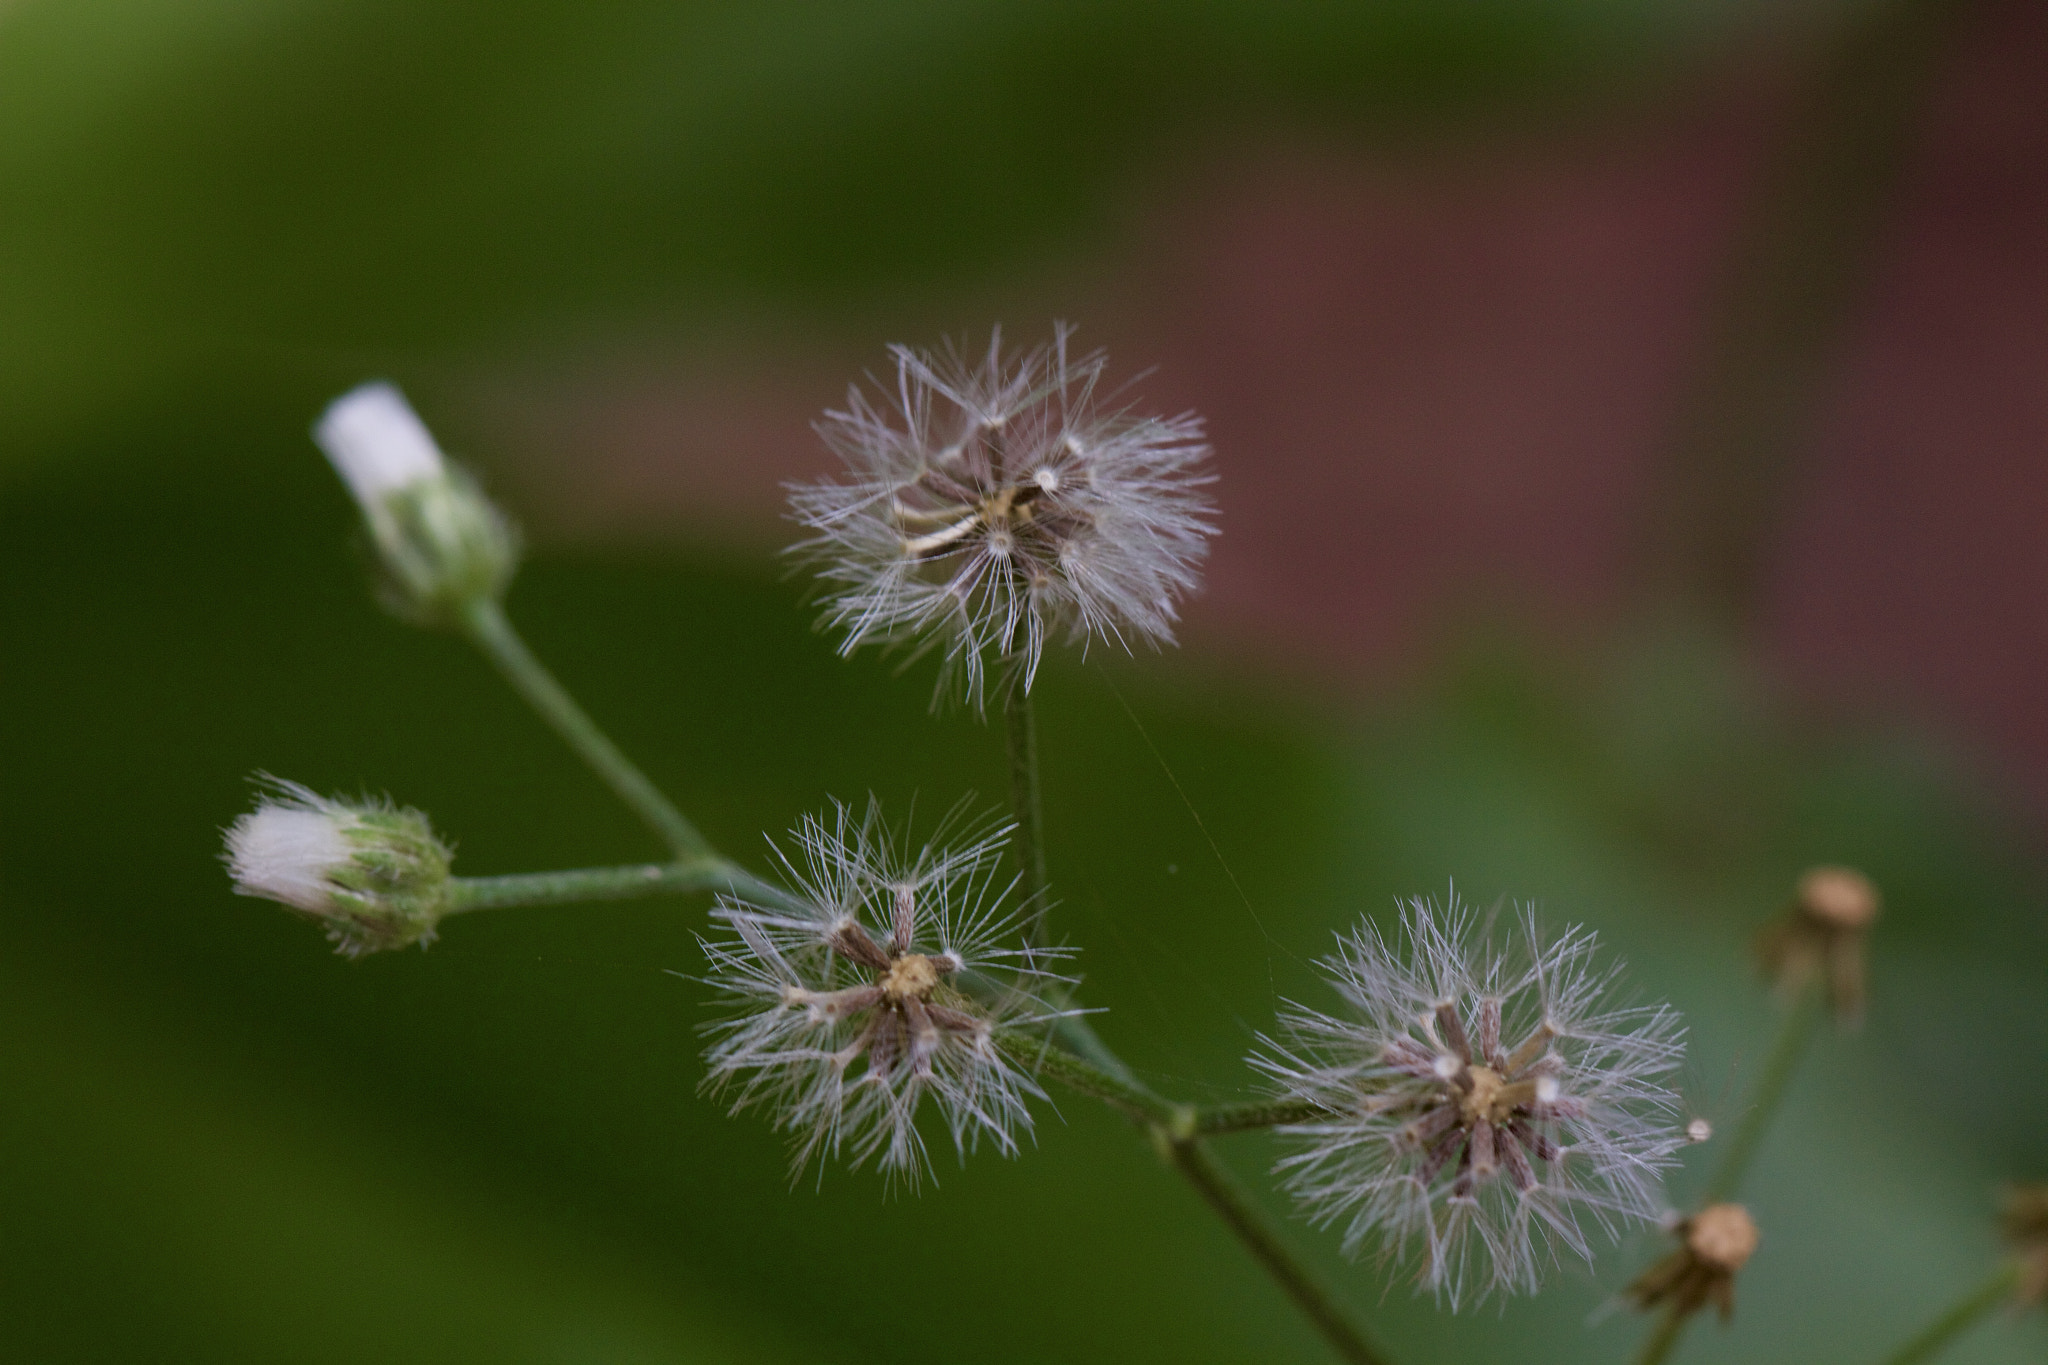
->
698;798;1077;1185
223;777;452;956
1252;895;1687;1308
315;382;519;625
2003;1184;2048;1306
1626;1202;1760;1324
1757;864;1880;1025
788;325;1215;707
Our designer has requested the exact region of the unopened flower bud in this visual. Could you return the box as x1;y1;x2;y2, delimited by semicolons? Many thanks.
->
1627;1203;1759;1324
314;382;518;625
1756;865;1880;1024
2002;1184;2048;1306
224;778;453;957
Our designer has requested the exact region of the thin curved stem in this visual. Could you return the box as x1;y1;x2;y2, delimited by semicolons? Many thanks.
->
1632;1306;1687;1365
1168;1140;1394;1365
998;658;1139;1085
461;598;710;860
1704;982;1821;1204
1196;1097;1328;1136
447;861;721;912
1015;1039;1394;1365
1015;1047;1329;1137
1001;661;1051;935
1879;1263;2019;1365
1005;1033;1174;1127
444;858;802;917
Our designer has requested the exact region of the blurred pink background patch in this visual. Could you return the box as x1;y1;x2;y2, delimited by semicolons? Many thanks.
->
477;0;2048;807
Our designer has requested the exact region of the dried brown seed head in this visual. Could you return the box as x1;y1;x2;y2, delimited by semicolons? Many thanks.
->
1757;865;1881;1025
1628;1204;1760;1325
1797;867;1880;930
2001;1184;2048;1306
1687;1203;1759;1272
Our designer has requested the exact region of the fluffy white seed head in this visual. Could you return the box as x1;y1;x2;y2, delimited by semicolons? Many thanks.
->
224;778;453;957
311;382;519;626
1251;895;1687;1309
697;798;1079;1187
787;325;1216;708
316;382;446;504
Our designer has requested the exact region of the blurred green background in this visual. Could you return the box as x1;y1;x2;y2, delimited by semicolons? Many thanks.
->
4;2;2045;1362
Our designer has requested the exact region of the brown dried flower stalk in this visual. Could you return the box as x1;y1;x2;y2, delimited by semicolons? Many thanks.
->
2003;1184;2048;1306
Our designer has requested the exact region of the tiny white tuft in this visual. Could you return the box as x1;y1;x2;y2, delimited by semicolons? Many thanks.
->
225;786;352;913
315;382;446;506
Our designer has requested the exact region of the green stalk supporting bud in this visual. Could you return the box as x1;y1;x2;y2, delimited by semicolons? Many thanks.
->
224;778;453;957
315;381;519;625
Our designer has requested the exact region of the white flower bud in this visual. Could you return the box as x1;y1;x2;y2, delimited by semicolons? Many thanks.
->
315;382;447;504
224;778;453;957
313;382;519;625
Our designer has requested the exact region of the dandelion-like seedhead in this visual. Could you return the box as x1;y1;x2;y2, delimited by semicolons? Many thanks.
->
223;778;452;957
314;382;519;625
787;325;1215;707
698;799;1077;1185
1252;896;1687;1308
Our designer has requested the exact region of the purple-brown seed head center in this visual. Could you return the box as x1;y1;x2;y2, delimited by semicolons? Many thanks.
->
1457;1065;1539;1127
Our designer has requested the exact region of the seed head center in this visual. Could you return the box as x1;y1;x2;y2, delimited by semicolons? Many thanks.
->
881;953;941;1001
980;483;1040;528
1687;1203;1760;1271
1459;1065;1522;1126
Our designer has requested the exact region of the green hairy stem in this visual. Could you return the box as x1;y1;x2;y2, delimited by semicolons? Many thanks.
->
1169;1139;1394;1365
1195;1097;1328;1137
1002;665;1051;927
1013;1041;1388;1365
461;598;711;861
1704;982;1822;1205
1631;1306;1687;1365
997;661;1139;1085
1878;1263;2021;1365
1005;1035;1175;1127
445;859;787;915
